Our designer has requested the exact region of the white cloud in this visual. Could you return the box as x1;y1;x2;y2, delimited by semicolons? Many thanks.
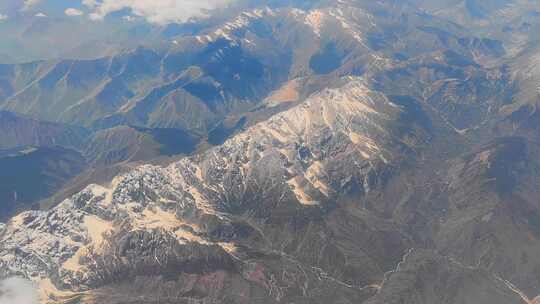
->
85;0;234;24
23;0;42;10
65;8;84;16
0;14;7;21
35;12;47;17
0;277;39;304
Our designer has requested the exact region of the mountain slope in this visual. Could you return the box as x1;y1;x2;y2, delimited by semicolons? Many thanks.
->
0;78;431;303
0;146;86;222
365;250;524;304
0;77;532;303
436;137;540;298
0;110;88;149
1;1;540;303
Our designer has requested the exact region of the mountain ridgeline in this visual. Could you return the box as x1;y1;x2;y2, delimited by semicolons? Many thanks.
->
0;0;540;303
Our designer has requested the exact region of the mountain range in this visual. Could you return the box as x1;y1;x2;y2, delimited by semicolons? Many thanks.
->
0;0;540;303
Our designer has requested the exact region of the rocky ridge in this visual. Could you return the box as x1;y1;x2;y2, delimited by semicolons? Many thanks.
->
0;77;530;303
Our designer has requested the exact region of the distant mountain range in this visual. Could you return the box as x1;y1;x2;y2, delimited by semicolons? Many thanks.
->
0;0;540;303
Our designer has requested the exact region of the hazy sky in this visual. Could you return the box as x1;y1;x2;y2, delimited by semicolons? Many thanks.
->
22;0;235;24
